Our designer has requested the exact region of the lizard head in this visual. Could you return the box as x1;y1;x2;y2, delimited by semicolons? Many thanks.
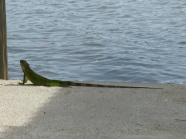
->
20;60;30;71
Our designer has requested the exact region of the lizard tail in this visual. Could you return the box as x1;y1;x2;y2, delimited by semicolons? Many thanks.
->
66;81;161;89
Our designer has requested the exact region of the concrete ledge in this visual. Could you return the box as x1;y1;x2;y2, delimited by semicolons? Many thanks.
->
0;80;186;139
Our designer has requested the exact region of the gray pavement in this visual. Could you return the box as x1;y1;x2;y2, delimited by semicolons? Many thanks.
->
0;80;186;139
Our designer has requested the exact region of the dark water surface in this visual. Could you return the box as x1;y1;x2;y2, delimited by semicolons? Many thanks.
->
7;0;186;83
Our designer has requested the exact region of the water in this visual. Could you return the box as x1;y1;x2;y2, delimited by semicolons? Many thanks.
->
7;0;186;83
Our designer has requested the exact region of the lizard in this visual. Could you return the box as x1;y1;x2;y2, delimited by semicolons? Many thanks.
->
20;60;162;89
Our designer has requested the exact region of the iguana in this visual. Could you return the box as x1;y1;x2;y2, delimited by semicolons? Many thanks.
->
20;60;162;89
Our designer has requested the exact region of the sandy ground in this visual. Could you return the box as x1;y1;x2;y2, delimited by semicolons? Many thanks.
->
0;79;186;139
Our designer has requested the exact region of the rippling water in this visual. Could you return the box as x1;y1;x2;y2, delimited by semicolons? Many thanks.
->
7;0;186;83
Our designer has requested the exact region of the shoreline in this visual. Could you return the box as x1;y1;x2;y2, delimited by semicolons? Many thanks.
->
0;80;186;138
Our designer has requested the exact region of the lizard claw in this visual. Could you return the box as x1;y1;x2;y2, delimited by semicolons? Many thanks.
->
19;82;24;85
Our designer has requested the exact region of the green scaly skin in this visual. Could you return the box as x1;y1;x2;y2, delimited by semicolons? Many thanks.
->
20;60;162;89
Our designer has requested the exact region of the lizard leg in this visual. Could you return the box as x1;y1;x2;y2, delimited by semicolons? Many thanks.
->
23;74;28;84
19;73;28;84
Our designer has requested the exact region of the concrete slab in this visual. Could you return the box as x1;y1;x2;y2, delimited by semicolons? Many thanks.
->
0;80;186;139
